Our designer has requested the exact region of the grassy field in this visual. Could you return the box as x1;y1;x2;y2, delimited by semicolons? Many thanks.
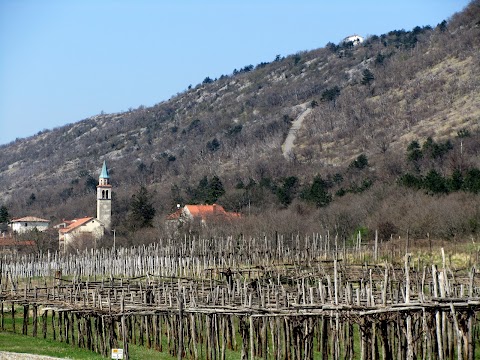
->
0;311;178;360
0;330;182;359
0;331;105;359
0;311;245;360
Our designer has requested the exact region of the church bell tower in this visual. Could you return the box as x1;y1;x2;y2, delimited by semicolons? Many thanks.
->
97;161;112;231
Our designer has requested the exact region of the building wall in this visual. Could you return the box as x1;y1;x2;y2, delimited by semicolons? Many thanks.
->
97;183;112;231
343;35;364;45
62;219;105;247
97;200;111;230
11;221;49;234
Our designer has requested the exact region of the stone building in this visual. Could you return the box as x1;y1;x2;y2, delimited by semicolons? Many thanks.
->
58;161;112;251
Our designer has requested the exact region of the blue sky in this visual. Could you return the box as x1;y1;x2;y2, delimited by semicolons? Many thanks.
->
0;0;471;145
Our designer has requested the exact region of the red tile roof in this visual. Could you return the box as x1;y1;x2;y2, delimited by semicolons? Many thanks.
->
11;216;49;223
58;217;95;234
166;208;183;220
167;204;240;222
186;204;227;220
0;238;35;246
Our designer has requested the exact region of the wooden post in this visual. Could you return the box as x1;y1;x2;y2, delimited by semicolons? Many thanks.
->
51;310;56;341
121;315;129;360
249;316;255;360
178;294;184;360
32;304;38;337
70;311;76;346
321;316;328;360
11;303;15;333
467;308;474;360
190;314;198;360
0;301;4;331
42;308;47;339
405;229;410;255
22;304;29;335
449;304;464;360
145;315;151;349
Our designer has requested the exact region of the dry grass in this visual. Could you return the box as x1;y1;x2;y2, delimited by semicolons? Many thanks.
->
376;236;480;269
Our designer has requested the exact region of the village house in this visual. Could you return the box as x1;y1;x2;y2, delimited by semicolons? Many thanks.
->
58;217;105;250
166;204;240;230
10;216;49;234
57;161;112;251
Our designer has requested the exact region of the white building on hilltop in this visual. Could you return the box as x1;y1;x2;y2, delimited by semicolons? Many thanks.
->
343;34;364;46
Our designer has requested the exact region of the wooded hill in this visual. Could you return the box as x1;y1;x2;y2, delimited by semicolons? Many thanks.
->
1;1;479;247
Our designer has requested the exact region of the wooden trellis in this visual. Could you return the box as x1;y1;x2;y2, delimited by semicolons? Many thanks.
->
1;236;480;359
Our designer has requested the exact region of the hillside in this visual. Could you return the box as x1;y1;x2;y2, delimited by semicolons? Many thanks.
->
1;1;480;246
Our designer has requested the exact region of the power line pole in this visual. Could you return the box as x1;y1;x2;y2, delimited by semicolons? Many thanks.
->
112;228;116;252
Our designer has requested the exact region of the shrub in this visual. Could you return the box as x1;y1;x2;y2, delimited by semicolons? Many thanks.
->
349;154;369;170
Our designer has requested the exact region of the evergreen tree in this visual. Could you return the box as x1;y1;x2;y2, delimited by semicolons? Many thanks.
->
375;53;386;66
423;169;448;194
129;186;156;230
437;20;447;32
399;173;423;189
448;169;463;192
332;173;344;184
422;137;435;154
0;205;9;223
276;176;298;206
27;193;36;206
361;69;375;86
208;176;225;204
349;154;369;170
407;140;423;163
189;176;208;204
189;176;225;204
85;176;97;193
325;42;339;53
463;168;480;194
422;137;453;159
301;175;332;207
206;138;221;152
321;86;341;107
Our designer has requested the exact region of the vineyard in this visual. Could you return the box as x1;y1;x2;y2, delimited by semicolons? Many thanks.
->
1;234;480;359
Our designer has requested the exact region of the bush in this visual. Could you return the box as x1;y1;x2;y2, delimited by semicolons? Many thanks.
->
349;154;369;170
206;138;221;152
377;221;398;241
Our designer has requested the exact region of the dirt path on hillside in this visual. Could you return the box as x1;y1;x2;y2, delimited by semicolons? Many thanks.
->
282;105;312;160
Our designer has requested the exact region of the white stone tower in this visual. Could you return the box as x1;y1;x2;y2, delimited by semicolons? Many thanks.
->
96;160;112;231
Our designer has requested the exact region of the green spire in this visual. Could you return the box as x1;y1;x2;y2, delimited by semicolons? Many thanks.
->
100;160;110;179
